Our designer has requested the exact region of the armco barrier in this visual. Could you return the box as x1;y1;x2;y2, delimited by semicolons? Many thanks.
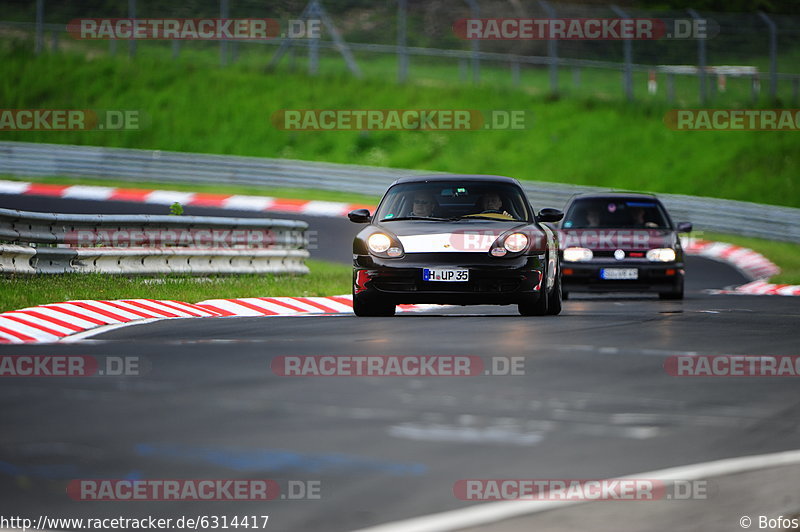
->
1;141;798;243
0;244;36;274
69;248;310;275
0;207;310;275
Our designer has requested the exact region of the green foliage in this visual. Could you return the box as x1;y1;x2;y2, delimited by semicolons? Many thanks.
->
1;48;798;209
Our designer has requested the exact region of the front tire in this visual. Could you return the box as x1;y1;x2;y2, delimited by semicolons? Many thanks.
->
546;271;562;315
659;278;684;300
353;292;396;317
518;292;548;316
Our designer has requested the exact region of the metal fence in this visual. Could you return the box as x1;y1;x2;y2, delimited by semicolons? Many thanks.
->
3;0;800;104
1;141;798;243
0;204;310;275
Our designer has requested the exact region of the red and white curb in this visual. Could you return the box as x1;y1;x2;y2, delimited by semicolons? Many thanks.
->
720;279;800;296
196;295;357;316
0;179;374;218
683;239;780;279
683;238;799;296
0;296;438;344
0;299;222;344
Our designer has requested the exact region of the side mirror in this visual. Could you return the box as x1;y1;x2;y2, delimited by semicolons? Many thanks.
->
676;222;693;233
348;209;371;223
536;208;564;223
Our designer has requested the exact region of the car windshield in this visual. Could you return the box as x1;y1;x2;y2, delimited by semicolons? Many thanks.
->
562;198;671;229
375;181;531;222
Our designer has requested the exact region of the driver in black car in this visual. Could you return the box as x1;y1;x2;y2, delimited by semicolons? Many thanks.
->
479;192;512;218
410;191;436;217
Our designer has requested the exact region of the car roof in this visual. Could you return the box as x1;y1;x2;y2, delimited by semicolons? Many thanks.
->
391;174;522;186
568;191;661;201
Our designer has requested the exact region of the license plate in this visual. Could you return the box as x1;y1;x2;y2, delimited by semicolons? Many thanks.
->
600;268;638;280
423;268;469;282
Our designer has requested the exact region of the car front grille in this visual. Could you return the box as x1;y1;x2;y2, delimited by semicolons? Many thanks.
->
372;279;522;293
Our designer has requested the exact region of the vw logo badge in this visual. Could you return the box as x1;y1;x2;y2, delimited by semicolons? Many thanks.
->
614;249;625;260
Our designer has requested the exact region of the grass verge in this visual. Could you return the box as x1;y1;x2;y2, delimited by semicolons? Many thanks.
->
1;47;798;208
0;259;352;313
700;232;800;285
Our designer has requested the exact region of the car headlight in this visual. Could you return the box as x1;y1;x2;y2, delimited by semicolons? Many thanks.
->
646;248;676;262
368;233;392;254
503;233;528;253
563;247;593;262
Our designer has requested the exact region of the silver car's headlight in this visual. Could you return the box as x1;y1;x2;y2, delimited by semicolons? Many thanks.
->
563;247;593;262
646;248;676;262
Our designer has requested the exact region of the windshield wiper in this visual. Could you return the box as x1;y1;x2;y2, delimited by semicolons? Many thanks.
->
379;216;450;222
448;215;519;222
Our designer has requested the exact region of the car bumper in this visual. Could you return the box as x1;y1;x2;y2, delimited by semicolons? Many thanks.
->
353;253;546;305
561;261;684;293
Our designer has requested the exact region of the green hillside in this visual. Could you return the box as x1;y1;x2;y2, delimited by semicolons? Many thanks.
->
1;45;798;207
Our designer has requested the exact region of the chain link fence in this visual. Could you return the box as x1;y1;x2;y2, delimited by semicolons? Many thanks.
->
2;0;799;104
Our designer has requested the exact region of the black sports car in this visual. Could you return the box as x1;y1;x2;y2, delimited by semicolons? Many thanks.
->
558;192;692;300
348;175;564;316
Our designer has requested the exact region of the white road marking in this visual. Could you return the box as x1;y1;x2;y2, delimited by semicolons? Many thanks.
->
349;448;800;532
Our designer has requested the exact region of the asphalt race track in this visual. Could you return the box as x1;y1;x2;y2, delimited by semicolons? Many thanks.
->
0;194;798;531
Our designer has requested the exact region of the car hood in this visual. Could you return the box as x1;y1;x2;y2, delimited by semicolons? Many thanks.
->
558;228;677;251
375;220;540;253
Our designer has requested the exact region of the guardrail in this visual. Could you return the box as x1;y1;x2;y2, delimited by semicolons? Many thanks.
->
1;141;799;243
0;206;310;275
